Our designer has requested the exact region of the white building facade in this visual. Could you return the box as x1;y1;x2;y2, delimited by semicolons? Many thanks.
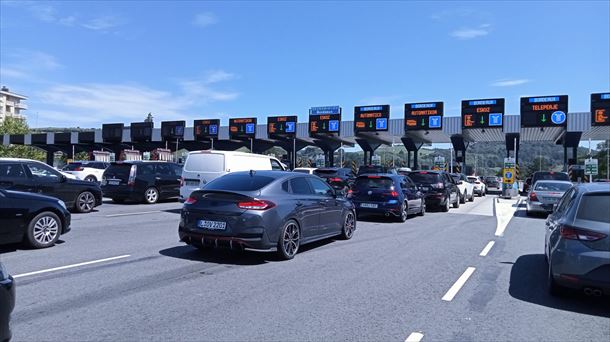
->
0;86;28;123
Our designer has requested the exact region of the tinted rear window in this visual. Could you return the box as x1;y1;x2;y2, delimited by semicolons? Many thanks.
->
576;193;610;223
104;164;132;179
205;174;275;191
354;177;394;189
534;182;572;191
293;169;310;174
314;169;338;176
185;153;224;172
409;173;441;184
64;163;83;171
535;172;570;181
358;166;383;174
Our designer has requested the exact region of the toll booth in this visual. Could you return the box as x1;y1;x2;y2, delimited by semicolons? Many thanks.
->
92;150;112;162
354;105;391;165
151;148;173;161
120;149;142;161
309;106;354;167
403;101;447;170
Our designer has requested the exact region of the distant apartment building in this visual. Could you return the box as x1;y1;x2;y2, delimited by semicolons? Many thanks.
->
0;86;28;123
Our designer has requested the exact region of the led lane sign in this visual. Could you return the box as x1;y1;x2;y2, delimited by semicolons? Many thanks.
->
405;102;443;131
309;106;341;135
462;98;505;129
161;120;186;140
591;93;610;126
102;123;124;143
520;95;568;127
229;117;257;139
130;122;153;142
194;119;220;140
354;105;389;133
268;115;297;137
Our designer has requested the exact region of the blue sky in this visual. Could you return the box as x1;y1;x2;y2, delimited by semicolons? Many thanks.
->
1;0;608;129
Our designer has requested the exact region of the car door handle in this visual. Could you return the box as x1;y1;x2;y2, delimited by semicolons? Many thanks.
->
296;202;304;207
155;177;161;180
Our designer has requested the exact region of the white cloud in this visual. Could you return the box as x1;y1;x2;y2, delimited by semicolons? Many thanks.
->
204;70;236;84
0;50;62;80
81;16;124;31
193;12;218;27
491;79;531;87
450;25;491;39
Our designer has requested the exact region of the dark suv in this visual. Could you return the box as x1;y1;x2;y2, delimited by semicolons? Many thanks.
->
525;171;571;193
0;158;103;213
349;174;425;221
408;170;460;212
313;167;355;194
102;161;183;204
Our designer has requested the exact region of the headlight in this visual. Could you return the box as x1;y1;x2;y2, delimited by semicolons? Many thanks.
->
58;200;67;210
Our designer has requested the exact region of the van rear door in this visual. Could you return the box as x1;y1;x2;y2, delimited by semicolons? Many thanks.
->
180;153;226;200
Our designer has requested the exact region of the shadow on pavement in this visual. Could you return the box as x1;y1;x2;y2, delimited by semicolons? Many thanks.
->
159;245;270;265
509;254;610;317
162;208;181;214
513;208;548;220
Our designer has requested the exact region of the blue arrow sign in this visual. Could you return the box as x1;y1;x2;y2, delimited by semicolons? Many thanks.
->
551;111;566;125
328;120;339;132
375;118;387;130
504;171;513;179
429;116;441;128
489;113;503;126
285;121;295;133
209;125;218;134
245;123;256;134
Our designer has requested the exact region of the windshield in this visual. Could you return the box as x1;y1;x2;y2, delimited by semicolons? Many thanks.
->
409;173;441;184
534;172;570;182
314;169;338;177
354;177;394;189
534;182;572;191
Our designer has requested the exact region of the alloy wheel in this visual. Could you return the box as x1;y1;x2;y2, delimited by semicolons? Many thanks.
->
400;202;408;221
343;211;355;239
145;188;159;204
33;215;59;245
78;192;95;212
282;222;300;257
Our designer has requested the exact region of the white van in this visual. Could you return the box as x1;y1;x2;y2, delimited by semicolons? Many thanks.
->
179;150;285;201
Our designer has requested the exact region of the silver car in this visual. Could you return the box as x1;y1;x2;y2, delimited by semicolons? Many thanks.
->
545;183;610;296
526;180;573;216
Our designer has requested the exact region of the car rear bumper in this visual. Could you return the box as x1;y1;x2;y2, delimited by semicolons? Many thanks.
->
179;224;276;251
551;244;610;294
0;275;15;342
526;201;552;213
101;186;141;200
352;201;402;216
424;193;448;207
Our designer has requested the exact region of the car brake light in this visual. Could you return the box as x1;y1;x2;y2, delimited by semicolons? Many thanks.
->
75;167;84;171
127;165;136;186
367;175;381;179
560;225;607;241
329;177;342;182
237;199;275;210
388;191;399;197
184;197;197;205
529;192;538;201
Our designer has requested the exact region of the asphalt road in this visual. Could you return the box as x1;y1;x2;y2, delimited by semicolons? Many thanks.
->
1;194;608;341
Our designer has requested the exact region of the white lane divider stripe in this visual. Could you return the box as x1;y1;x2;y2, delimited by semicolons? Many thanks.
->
405;332;424;342
441;267;476;302
105;211;160;217
13;255;131;278
479;241;495;257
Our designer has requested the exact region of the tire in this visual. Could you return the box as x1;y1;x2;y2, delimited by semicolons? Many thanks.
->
25;211;62;248
460;191;466;204
547;259;566;297
482;190;486;197
277;220;300;260
340;211;356;240
144;187;159;204
468;191;474;202
75;191;96;213
84;175;97;182
418;199;425;216
397;201;408;222
111;198;125;204
453;193;460;208
441;198;450;212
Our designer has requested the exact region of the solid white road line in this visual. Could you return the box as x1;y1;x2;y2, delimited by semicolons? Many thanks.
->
479;241;496;257
105;211;160;217
442;267;476;302
494;197;521;236
405;332;424;342
13;255;131;278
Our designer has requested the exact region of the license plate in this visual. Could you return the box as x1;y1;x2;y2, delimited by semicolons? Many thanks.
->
197;220;226;230
544;197;559;203
421;187;429;191
108;179;120;185
186;180;199;186
361;203;378;208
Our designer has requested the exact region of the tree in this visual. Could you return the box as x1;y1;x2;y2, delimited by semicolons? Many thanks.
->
144;113;154;122
0;117;45;161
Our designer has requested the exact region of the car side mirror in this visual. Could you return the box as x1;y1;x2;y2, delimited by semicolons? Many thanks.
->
61;175;67;182
552;203;558;212
457;181;463;185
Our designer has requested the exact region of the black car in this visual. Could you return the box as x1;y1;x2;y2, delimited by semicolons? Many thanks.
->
349;174;425;221
102;161;183;204
0;158;103;213
408;170;460;212
0;189;71;248
313;167;355;194
357;165;397;176
483;176;500;189
179;171;356;260
0;261;15;342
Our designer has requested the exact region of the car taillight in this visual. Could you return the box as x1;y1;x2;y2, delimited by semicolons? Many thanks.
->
237;199;275;210
184;197;197;205
475;181;481;184
388;191;399;197
329;177;342;182
367;175;381;179
127;165;136;186
560;225;607;241
529;192;538;201
75;167;84;171
180;177;184;186
431;182;444;189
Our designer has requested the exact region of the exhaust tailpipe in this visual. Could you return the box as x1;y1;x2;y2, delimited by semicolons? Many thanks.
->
583;287;594;296
592;289;603;297
385;213;390;217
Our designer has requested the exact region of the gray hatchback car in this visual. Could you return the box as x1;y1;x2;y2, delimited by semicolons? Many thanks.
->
545;183;610;296
179;171;356;260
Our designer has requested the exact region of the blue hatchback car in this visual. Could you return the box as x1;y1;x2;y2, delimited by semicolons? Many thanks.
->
349;174;425;222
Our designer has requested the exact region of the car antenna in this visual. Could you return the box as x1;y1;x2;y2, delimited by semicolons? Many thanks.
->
249;169;255;177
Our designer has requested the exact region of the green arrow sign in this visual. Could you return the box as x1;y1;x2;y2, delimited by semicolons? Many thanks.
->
480;116;485;124
541;114;547;123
